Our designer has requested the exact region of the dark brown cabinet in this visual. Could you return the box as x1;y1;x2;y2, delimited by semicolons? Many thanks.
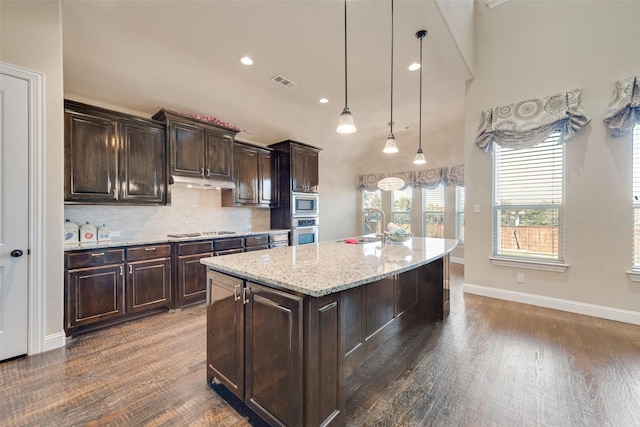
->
291;143;319;193
222;142;276;207
65;249;125;332
152;109;237;182
64;100;166;204
125;244;172;313
175;241;213;307
244;234;268;252
206;272;303;426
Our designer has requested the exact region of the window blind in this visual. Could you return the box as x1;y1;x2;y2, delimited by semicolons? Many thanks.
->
423;185;445;238
456;186;465;243
493;132;564;260
632;125;640;268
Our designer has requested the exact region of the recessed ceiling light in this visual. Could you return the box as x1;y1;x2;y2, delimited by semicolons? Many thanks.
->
240;56;253;65
319;98;329;104
408;63;420;71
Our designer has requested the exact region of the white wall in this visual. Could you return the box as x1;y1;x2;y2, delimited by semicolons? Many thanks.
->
465;0;640;315
0;1;65;338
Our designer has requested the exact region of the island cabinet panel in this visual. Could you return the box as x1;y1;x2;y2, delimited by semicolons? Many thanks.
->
245;283;304;427
365;276;396;339
417;258;444;322
207;271;245;399
304;294;344;427
341;287;364;356
396;269;418;316
175;240;213;307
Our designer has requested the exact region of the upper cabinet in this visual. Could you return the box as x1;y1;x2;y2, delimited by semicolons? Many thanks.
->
64;100;166;204
222;142;276;208
269;140;321;194
152;109;237;183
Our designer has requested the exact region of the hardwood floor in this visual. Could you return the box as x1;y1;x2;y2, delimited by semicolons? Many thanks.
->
2;263;640;426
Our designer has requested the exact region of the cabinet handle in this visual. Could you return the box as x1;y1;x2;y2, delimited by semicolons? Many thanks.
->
206;168;211;177
200;167;205;177
91;252;105;257
128;265;132;274
119;266;123;276
234;284;241;302
144;247;157;251
242;287;250;305
114;188;118;201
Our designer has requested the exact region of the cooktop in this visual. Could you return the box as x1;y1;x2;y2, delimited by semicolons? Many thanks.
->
167;231;237;238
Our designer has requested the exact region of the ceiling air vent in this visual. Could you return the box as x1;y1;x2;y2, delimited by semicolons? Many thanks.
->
272;75;297;89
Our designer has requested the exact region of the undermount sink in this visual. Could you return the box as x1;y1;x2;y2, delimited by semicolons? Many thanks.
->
337;236;382;244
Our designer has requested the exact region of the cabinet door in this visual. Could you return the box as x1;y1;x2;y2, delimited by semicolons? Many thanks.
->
126;258;172;313
120;121;166;204
204;130;233;180
206;271;245;399
177;253;212;306
290;144;307;193
234;145;259;204
245;283;303;427
258;151;274;205
305;149;319;193
66;264;124;329
64;111;118;202
169;120;204;178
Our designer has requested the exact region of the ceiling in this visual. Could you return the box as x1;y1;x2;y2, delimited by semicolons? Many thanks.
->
61;0;471;167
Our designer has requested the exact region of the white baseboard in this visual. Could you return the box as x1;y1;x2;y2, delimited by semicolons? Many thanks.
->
463;283;640;326
42;331;66;353
450;257;464;265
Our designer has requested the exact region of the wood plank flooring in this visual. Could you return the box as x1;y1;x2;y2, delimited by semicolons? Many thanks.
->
2;263;640;426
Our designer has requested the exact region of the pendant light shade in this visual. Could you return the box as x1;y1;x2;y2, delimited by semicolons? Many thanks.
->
383;129;398;153
337;0;356;134
383;0;398;153
413;29;428;165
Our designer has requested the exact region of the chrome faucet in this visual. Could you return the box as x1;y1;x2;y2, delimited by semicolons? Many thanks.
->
364;208;386;235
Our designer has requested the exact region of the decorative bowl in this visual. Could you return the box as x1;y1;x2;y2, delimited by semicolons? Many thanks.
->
384;232;413;243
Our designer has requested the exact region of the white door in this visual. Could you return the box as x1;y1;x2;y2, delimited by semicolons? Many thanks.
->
0;72;30;361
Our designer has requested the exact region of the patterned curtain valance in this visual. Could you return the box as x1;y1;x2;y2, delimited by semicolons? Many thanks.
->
475;88;591;152
603;76;640;136
358;164;464;192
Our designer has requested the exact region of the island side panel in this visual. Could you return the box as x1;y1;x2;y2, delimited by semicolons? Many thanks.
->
416;257;445;322
304;293;344;427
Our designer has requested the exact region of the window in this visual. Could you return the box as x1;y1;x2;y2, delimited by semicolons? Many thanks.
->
633;125;640;269
392;188;412;232
493;132;564;261
423;185;445;238
362;189;382;235
456;186;465;243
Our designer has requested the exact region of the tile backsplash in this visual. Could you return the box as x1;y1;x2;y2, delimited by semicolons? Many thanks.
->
64;186;270;240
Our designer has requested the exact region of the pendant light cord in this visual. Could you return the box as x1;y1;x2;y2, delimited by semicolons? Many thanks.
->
418;32;423;151
389;0;394;134
344;0;348;108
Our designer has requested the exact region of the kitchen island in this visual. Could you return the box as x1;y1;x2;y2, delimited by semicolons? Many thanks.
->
201;237;457;427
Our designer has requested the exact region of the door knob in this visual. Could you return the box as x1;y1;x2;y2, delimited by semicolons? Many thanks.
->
11;249;23;257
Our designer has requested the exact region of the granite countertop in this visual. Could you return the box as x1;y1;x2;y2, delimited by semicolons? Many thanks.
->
64;229;290;252
201;237;458;297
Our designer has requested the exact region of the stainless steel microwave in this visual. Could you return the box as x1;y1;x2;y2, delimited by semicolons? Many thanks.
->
291;192;318;217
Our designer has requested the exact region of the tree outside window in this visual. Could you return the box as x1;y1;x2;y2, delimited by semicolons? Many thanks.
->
392;188;412;232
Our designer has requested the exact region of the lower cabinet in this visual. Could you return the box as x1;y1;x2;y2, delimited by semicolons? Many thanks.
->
175;240;214;307
65;244;172;335
207;271;303;426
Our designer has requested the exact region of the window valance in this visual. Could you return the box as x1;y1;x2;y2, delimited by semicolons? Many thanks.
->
475;88;591;152
358;164;464;192
603;76;639;136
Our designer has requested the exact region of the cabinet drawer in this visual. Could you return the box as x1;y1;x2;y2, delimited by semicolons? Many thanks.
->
270;242;288;249
245;245;268;252
66;248;125;269
245;235;268;247
214;237;244;251
269;233;289;243
178;241;213;256
126;244;171;261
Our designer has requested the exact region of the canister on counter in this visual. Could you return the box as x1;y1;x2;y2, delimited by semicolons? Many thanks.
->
80;222;97;245
64;219;79;245
98;224;111;242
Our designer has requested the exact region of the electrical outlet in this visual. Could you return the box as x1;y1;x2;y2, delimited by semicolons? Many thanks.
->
517;273;524;283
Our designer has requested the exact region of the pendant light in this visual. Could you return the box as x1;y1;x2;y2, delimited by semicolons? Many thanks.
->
337;0;356;134
383;0;398;153
413;29;428;165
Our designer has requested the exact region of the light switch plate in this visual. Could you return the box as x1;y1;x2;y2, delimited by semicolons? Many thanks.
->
473;204;480;213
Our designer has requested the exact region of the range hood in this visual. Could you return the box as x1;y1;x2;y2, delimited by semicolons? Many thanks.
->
169;175;236;190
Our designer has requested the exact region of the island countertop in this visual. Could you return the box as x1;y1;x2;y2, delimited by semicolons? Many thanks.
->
200;237;457;297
